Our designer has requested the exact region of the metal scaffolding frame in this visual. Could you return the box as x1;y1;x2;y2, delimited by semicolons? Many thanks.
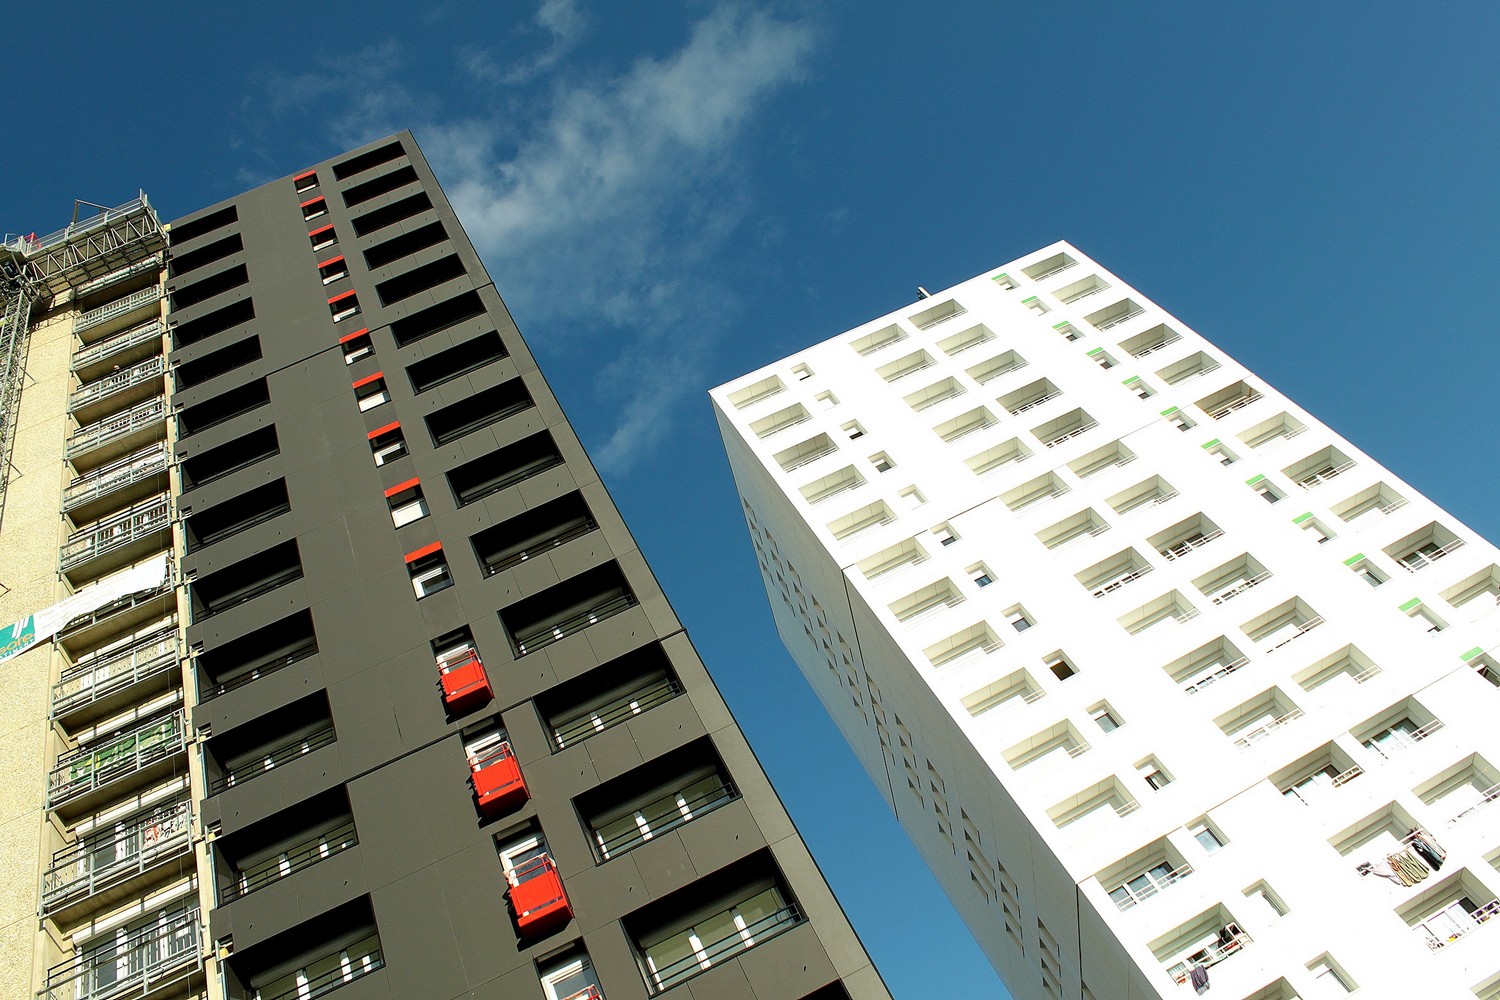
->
0;194;166;530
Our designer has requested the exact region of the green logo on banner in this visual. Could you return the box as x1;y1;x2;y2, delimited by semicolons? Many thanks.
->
0;615;37;663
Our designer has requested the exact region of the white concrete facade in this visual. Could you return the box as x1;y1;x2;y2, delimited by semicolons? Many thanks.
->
711;242;1500;1000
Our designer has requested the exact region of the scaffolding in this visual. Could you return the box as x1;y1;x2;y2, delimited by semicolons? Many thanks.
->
0;194;166;530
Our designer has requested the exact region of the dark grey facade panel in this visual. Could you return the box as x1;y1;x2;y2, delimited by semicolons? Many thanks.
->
173;131;889;1000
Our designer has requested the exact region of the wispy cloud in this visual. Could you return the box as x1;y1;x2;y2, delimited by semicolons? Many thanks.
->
251;3;818;474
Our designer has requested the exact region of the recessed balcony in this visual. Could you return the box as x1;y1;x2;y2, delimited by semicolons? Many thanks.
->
59;492;171;582
47;712;186;816
41;798;191;922
66;396;167;473
38;905;201;1000
50;624;178;727
69;356;165;425
62;442;170;522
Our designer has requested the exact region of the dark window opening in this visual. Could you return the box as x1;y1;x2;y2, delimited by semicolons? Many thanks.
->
189;540;303;621
169;233;242;278
500;562;637;657
172;298;254;349
309;224;337;252
176;336;261;390
332;140;406;180
225;898;381;1000
447;431;562;507
177;378;269;437
184;479;290;553
406;331;507;392
342;165;419;207
472;492;597;576
214;787;352;903
350;192;432;238
368;423;407;466
362;221;448;270
425;377;533;446
293;170;318;194
168;205;238;246
171;264;249;310
375;254;466;306
196;608;316;701
535;644;682;752
389;289;482;347
576;738;738;862
180;426;278;491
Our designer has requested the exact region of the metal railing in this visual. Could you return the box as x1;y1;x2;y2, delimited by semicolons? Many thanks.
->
1367;719;1445;759
56;582;172;642
485;520;599;576
1210;571;1271;605
209;726;337;795
1233;708;1306;748
1421;899;1500;950
1130;334;1181;359
59;493;170;571
755;411;811;437
73;285;163;336
807;477;864;505
38;906;200;1000
200;638;319;701
594;780;739;858
1262;616;1325;654
189;501;291;552
63;442;169;511
1009;484;1069;513
74;255;162;298
781;445;838;473
42;800;190;912
69;356;163;412
647;904;802;993
1010;390;1061;415
552;676;682;750
915;306;967;331
1183;657;1250;695
515;593;638;656
66;396;165;459
225;822;357;902
1399;539;1466;572
1027;260;1077;281
1111;862;1193;911
909;384;966;411
1160;529;1224;561
883;359;935;381
1449;783;1500;825
1166;931;1250;985
900;594;965;629
1043;421;1098;448
71;318;163;372
51;625;177;719
1091;565;1152;598
1167;360;1221;385
47;714;185;809
194;566;304;620
1093;305;1145;331
255;937;382;1000
1295;461;1356;489
1208;390;1264;419
938;415;996;442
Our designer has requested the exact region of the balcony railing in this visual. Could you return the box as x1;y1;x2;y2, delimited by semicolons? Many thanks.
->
1183;657;1250;695
194;567;304;621
1399;539;1466;573
42;800;191;913
199;639;319;701
59;493;171;571
47;714;185;809
1295;461;1356;489
66;396;166;460
1161;529;1224;562
1368;720;1445;759
1210;571;1271;605
63;443;169;512
515;593;639;656
51;625;177;720
38;907;201;1000
1043;421;1098;449
1094;305;1145;331
647;903;802;994
209;726;337;795
1111;862;1193;912
56;581;173;644
1233;708;1305;748
1449;783;1500;825
255;937;382;1000
782;445;838;473
1207;390;1264;419
1420;899;1500;950
224;822;358;903
1263;616;1324;654
71;319;164;373
69;356;164;412
1166;930;1251;986
1010;390;1061;415
553;676;682;750
1130;334;1181;359
73;285;163;336
1091;566;1152;598
485;519;599;576
74;255;162;298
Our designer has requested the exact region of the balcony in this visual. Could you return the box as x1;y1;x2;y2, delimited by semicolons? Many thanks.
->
224;822;358;903
59;492;171;580
208;725;336;795
638;887;801;994
475;493;599;577
57;578;174;655
38;906;201;1000
1080;549;1154;599
47;713;186;813
547;668;683;751
41;799;191;920
71;318;164;381
1002;379;1061;415
63;442;170;521
470;741;529;815
1110;861;1194;912
909;299;966;331
1036;408;1098;449
591;774;738;860
1084;298;1145;331
1022;252;1076;281
253;935;383;1000
508;854;573;936
1198;381;1263;420
749;403;810;439
1164;926;1251;987
69;356;165;425
51;625;178;726
66;396;167;472
1231;708;1305;748
437;645;493;713
73;284;164;340
511;592;638;657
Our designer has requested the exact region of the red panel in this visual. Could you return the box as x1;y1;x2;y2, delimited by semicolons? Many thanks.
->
367;421;400;440
351;371;384;389
404;540;443;563
384;477;420;498
470;746;527;814
328;289;358;305
439;658;492;710
338;327;370;344
510;860;572;935
300;196;326;209
317;254;346;269
293;169;317;182
309;223;335;237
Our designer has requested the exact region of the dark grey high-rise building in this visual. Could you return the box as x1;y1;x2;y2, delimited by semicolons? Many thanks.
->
0;132;891;1000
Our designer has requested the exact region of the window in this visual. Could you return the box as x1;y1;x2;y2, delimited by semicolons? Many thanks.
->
1298;515;1336;544
816;390;838;409
1306;955;1356;995
639;885;799;992
1053;321;1081;341
1249;478;1283;503
1087;348;1117;369
368;424;406;466
1021;295;1050;315
1137;756;1172;790
1164;408;1195;432
318;255;349;285
898;486;926;509
353;373;389;411
1189;819;1225;853
386;480;428;527
309;224;337;252
791;363;813;381
1406;602;1447;633
328;290;360;322
1205;441;1238;466
340;329;372;365
1090;704;1120;732
300;196;328;221
870;451;894;473
1125;377;1156;400
841;420;866;441
1006;607;1034;632
1346;556;1388;588
407;545;453;599
540;952;601;1000
251;934;383;1000
969;564;995;588
850;324;904;356
933;524;957;547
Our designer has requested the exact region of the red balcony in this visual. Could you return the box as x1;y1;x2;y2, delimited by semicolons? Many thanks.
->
438;646;492;712
470;742;528;815
560;988;602;1000
509;855;572;936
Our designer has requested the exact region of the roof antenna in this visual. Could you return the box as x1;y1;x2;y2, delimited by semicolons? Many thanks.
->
916;286;931;299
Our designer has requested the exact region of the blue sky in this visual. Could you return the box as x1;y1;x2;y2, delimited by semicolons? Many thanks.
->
9;3;1500;997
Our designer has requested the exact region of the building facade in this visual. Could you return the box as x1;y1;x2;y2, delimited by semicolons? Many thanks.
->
711;243;1500;1000
0;132;890;1000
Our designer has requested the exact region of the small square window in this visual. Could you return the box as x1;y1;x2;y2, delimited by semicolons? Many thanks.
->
899;486;926;509
407;546;454;599
1406;603;1446;633
386;480;429;527
1089;703;1119;731
1165;409;1195;432
369;424;407;466
318;255;349;285
301;196;328;221
1136;757;1172;790
293;170;319;194
968;563;994;589
1205;442;1238;466
1125;378;1155;400
1047;654;1078;682
1250;479;1283;503
792;363;814;381
340;329;373;365
1054;322;1082;342
816;391;839;409
309;224;337;252
842;420;866;441
1006;607;1034;632
1299;516;1336;544
870;452;894;473
1088;349;1117;370
933;524;957;547
329;290;361;322
1348;558;1388;588
1190;818;1225;853
354;373;389;411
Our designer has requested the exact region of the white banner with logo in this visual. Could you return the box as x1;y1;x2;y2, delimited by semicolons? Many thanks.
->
0;554;170;664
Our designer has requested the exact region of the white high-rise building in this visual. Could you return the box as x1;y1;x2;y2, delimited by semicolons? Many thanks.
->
711;243;1500;1000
